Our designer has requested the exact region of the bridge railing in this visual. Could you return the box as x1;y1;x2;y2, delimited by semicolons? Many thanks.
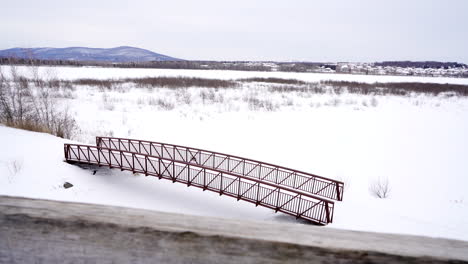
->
96;137;344;201
64;143;334;225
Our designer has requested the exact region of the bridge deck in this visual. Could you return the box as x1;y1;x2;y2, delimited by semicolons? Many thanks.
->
96;136;344;201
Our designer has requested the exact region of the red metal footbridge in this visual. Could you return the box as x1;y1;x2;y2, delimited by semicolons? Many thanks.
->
64;137;344;225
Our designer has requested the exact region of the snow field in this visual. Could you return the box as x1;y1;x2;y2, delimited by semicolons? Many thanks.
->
3;65;468;84
1;66;468;241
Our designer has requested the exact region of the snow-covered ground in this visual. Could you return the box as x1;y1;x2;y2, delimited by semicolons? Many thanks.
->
3;65;468;84
1;66;468;242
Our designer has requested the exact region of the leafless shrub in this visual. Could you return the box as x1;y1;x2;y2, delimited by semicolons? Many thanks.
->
125;77;236;89
101;93;115;111
74;78;116;90
136;97;145;105
46;79;61;89
307;83;326;94
268;84;326;94
200;89;217;104
207;90;216;101
176;89;192;105
147;97;158;106
8;159;23;175
200;90;208;103
72;77;236;89
325;98;341;107
0;65;77;139
200;88;225;104
332;86;344;95
238;77;306;85
3;159;23;183
321;80;468;96
268;85;289;93
369;177;391;198
62;90;75;99
214;92;224;104
268;85;297;93
247;97;277;111
1;68;37;129
108;82;129;93
247;97;262;110
152;98;175;110
61;80;74;91
265;101;277;111
51;108;76;139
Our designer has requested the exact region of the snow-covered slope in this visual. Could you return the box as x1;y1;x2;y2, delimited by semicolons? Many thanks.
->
0;126;275;221
0;46;180;62
1;93;468;241
1;66;468;242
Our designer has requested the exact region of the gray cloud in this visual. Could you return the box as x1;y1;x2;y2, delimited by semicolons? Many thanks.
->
1;0;467;62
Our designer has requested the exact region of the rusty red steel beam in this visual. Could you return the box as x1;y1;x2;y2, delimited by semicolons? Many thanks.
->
64;143;335;225
95;136;344;201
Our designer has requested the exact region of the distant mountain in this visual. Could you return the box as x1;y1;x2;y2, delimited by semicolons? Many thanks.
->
0;46;181;62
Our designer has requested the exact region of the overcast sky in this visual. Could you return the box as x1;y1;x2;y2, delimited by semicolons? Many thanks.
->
1;0;467;62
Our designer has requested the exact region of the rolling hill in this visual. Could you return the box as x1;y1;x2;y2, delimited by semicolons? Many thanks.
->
0;46;181;62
